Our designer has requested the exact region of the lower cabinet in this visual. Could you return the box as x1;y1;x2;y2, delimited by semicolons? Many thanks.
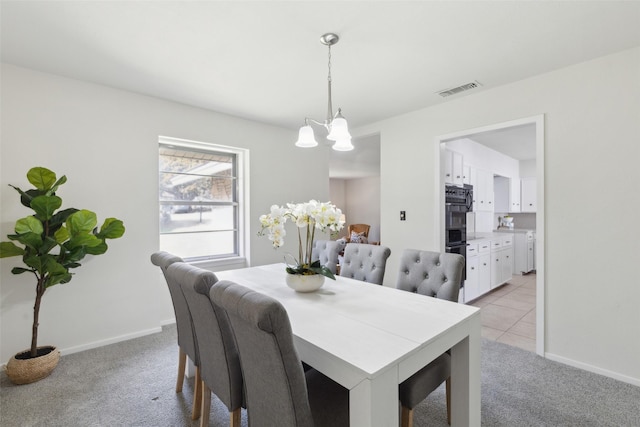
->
463;241;491;303
491;237;513;289
513;231;535;274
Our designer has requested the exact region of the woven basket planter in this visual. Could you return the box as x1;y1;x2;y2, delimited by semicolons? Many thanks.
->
5;346;60;385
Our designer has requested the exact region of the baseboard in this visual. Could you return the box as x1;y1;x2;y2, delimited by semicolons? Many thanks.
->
545;352;640;387
58;326;163;357
160;318;176;327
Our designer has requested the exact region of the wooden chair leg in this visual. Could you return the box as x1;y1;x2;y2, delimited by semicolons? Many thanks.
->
401;405;413;427
446;377;451;425
176;348;186;392
192;366;202;420
200;382;211;427
230;407;241;427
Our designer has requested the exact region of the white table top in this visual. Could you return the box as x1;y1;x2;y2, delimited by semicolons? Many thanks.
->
216;263;480;387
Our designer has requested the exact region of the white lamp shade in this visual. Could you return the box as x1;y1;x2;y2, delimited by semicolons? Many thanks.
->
326;117;351;141
332;137;354;151
295;125;318;148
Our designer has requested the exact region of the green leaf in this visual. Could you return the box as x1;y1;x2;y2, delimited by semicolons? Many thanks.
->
39;237;58;255
85;241;108;255
67;210;97;235
30;195;62;221
27;167;57;191
14;232;43;249
97;218;125;239
15;216;44;235
54;226;70;244
65;246;87;263
0;241;25;258
67;233;101;248
45;272;73;288
48;175;67;195
44;257;68;275
50;208;79;229
11;267;33;274
23;254;44;272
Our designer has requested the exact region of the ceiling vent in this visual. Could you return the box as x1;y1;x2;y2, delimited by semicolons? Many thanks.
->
437;81;482;97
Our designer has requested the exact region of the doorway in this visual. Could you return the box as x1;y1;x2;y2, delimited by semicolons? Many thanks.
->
436;115;545;356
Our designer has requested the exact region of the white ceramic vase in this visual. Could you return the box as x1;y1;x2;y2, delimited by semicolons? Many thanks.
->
285;273;325;293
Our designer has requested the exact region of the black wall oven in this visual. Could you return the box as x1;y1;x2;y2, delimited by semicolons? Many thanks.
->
445;184;473;281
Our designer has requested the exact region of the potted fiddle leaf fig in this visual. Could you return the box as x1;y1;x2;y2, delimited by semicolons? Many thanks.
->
0;167;125;384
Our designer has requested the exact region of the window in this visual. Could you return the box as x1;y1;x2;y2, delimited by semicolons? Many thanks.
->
159;138;243;261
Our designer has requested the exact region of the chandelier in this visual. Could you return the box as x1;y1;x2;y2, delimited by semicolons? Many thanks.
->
295;33;354;151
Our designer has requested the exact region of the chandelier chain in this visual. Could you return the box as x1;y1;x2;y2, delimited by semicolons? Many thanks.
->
327;45;332;83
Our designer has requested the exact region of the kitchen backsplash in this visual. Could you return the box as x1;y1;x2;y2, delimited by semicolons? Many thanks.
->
494;212;536;230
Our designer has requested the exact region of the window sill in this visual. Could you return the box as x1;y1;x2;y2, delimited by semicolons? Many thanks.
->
189;256;247;272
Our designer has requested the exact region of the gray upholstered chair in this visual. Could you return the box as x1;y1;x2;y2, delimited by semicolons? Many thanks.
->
150;251;202;420
311;239;346;274
339;243;391;285
170;263;243;427
396;249;465;427
210;281;348;427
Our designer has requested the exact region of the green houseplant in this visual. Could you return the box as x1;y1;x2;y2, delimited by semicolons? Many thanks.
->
0;167;125;384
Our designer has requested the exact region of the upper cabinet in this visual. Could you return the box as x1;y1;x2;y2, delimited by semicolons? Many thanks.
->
444;149;464;186
521;177;537;212
494;176;522;213
470;167;494;212
510;178;521;213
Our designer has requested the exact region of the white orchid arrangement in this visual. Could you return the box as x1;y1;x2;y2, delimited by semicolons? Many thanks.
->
258;200;344;279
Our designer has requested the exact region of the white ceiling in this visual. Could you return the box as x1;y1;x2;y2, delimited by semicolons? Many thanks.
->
2;1;639;175
466;124;537;161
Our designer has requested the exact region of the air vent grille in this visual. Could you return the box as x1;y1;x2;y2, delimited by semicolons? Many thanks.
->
437;81;482;97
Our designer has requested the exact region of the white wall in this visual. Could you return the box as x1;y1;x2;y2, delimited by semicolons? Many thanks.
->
344;177;381;243
0;64;329;362
329;179;348;239
446;137;520;178
355;47;640;384
330;177;381;242
520;159;536;178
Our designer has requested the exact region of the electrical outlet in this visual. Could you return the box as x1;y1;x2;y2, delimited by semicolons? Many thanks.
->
400;211;406;221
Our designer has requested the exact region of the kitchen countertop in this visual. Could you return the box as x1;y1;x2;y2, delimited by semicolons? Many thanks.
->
468;229;535;243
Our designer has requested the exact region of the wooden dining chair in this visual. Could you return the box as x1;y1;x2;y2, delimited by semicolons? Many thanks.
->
169;263;243;427
209;280;349;427
347;223;370;239
396;249;465;427
150;251;202;420
339;243;391;285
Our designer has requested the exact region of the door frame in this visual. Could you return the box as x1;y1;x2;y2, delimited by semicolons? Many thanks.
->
435;114;545;356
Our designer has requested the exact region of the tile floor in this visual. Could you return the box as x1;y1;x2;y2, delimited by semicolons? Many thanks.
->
468;272;537;352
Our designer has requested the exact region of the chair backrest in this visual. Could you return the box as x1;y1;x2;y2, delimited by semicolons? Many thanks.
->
339;243;391;285
210;281;314;427
347;223;370;241
311;239;346;274
396;249;465;301
150;251;198;364
169;263;243;412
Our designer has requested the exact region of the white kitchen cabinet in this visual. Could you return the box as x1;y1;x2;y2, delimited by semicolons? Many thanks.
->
501;236;514;282
464;245;480;302
471;168;494;212
513;231;535;274
444;149;464;186
521;177;537;212
463;165;471;185
463;240;491;303
510;178;521;212
490;237;513;288
478;253;491;296
493;176;510;213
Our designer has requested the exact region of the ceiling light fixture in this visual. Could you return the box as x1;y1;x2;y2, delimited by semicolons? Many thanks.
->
295;33;353;151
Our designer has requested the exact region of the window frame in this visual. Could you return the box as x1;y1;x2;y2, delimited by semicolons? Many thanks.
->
158;136;247;267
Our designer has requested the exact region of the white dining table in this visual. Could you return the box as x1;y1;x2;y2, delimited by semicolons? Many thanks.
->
215;263;481;427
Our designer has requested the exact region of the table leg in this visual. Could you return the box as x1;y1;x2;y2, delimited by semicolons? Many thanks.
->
350;367;399;427
450;319;481;427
